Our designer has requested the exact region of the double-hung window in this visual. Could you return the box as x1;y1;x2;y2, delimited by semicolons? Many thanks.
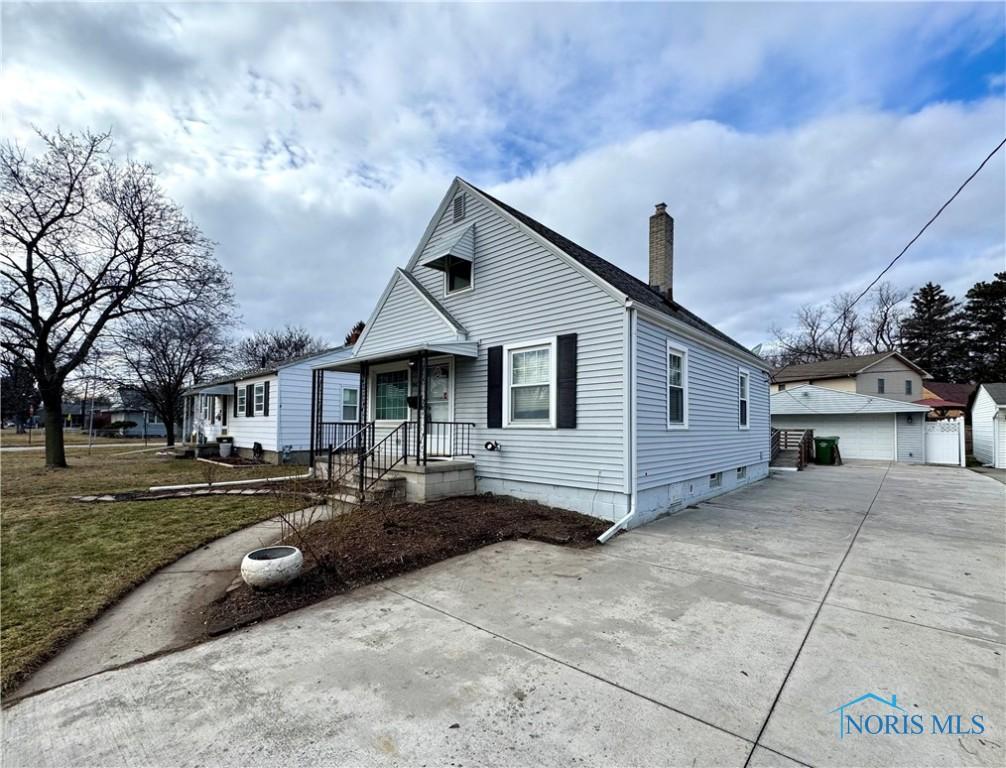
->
904;380;912;395
237;387;246;416
253;383;265;415
877;378;886;394
342;388;359;421
506;342;553;426
375;371;409;421
667;344;688;428
738;370;750;429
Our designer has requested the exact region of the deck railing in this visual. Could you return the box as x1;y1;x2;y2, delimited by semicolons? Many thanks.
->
773;428;815;470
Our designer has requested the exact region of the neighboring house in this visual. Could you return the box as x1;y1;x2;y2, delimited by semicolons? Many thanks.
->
772;352;930;403
103;388;174;438
971;383;1006;469
313;178;771;528
771;385;930;462
915;381;976;420
183;346;357;464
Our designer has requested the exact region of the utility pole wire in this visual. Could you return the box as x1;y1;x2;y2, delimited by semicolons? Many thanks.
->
818;135;1006;341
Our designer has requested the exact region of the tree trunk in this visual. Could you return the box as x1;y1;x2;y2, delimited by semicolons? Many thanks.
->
165;419;176;447
41;391;67;468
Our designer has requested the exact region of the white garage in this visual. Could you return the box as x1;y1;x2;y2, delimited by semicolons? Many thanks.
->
971;383;1006;469
771;385;931;463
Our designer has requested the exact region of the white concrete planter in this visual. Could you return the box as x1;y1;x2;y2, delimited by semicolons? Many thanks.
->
240;546;303;590
219;441;233;458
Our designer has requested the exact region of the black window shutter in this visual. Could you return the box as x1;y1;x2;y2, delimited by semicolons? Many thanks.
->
233;386;238;418
246;383;254;418
263;381;270;416
487;346;503;428
556;334;577;429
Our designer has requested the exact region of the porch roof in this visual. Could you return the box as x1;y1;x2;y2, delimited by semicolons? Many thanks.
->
185;382;235;397
317;341;479;372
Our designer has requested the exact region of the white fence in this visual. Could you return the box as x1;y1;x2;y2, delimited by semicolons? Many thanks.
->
925;416;965;467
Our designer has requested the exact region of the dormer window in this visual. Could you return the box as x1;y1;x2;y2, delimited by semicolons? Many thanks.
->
447;258;471;293
420;222;474;296
453;194;466;222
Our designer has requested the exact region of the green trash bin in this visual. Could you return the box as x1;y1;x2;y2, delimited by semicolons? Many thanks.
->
814;436;840;465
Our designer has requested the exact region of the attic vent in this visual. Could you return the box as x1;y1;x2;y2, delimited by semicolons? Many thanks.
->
453;194;465;222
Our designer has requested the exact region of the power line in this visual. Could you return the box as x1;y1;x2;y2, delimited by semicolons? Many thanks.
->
818;134;1006;339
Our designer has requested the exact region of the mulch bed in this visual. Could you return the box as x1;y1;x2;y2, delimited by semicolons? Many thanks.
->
203;495;608;636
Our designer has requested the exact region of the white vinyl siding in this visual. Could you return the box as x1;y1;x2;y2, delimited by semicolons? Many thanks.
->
407;188;626;499
276;347;356;452
227;374;279;452
356;273;459;357
636;317;770;491
971;387;1006;468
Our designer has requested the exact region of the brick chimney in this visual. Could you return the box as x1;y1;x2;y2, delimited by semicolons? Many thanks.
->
649;202;674;301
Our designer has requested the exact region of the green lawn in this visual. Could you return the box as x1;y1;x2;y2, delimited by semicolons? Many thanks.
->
0;429;154;448
0;447;306;694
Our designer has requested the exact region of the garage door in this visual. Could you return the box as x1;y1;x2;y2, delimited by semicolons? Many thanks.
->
772;414;895;461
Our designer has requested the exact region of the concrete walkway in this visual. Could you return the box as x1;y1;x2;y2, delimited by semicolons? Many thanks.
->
14;505;331;699
4;464;1003;767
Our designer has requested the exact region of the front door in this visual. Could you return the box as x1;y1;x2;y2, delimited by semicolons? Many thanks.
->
426;362;451;456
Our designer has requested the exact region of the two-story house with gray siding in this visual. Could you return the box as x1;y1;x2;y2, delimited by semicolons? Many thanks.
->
771;352;930;402
313;179;771;534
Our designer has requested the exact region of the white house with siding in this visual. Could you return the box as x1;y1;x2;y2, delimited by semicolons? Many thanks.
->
771;384;930;462
183;346;357;464
971;383;1006;468
313;178;771;531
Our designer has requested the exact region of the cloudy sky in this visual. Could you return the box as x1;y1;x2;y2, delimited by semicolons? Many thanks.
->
3;2;1004;348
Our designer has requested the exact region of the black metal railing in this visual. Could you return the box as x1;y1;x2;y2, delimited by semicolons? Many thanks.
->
360;421;410;496
318;421;366;454
326;422;374;490
426;421;475;458
325;420;477;499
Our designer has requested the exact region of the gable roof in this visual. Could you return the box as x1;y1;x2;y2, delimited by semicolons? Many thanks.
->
455;181;760;363
980;383;1006;406
773;351;929;383
771;384;931;415
923;382;976;405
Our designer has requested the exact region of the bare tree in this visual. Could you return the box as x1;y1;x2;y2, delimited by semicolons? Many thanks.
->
107;309;233;446
235;324;326;370
829;292;860;358
1;128;230;467
864;282;909;353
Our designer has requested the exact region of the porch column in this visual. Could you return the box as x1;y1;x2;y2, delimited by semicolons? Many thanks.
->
309;368;319;466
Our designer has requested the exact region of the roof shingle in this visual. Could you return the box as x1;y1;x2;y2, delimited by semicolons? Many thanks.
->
468;184;758;359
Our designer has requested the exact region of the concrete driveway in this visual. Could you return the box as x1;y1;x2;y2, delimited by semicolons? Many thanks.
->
4;463;1004;767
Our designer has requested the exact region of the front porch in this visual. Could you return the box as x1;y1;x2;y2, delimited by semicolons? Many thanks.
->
311;343;479;502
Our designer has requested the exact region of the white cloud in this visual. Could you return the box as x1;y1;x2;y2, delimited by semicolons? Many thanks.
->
1;2;1003;347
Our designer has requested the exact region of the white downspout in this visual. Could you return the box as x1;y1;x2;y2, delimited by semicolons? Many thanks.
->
599;305;637;544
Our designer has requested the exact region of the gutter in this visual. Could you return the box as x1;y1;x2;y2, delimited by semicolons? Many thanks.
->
599;304;638;543
149;467;313;492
